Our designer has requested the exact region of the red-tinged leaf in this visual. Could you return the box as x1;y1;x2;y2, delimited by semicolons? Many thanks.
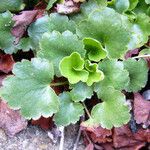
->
0;101;27;137
83;126;112;143
125;49;139;59
100;143;114;150
11;10;39;44
56;0;80;14
134;93;150;126
0;54;14;73
31;117;54;130
85;143;94;150
113;125;146;149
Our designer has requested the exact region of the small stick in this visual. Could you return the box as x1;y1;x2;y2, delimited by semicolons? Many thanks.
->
73;127;82;150
59;126;65;150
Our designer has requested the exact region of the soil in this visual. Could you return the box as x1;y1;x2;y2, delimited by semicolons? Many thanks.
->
0;125;85;150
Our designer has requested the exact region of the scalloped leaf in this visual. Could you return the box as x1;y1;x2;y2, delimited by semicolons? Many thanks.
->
38;31;86;76
0;58;59;120
139;48;150;55
85;60;104;86
28;13;76;48
145;0;150;4
0;0;24;12
70;0;107;24
59;52;88;84
0;11;17;54
70;82;94;102
83;38;107;62
124;58;148;92
54;92;84;126
83;87;130;129
95;59;129;95
77;8;130;58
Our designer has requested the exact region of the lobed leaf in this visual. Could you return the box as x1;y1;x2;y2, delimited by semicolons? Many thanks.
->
83;87;130;129
85;60;104;86
54;92;84;126
95;59;129;95
77;8;130;58
0;58;59;119
123;58;148;92
38;31;86;76
59;52;88;84
70;82;94;102
83;38;107;62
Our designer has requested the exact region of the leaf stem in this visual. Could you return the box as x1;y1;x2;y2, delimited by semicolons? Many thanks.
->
50;81;68;87
132;54;150;59
82;102;91;118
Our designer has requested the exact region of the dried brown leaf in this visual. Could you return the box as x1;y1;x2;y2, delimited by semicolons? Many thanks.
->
0;101;27;137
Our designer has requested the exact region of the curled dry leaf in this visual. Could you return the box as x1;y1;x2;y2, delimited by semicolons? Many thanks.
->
113;125;150;149
0;101;27;137
11;10;39;44
125;49;139;59
134;93;150;126
0;54;14;73
82;126;112;144
56;0;80;14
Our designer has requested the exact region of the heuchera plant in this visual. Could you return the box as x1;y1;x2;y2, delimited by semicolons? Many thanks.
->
0;0;150;129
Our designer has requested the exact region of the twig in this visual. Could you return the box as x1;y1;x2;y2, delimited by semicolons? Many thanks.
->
59;126;65;150
50;81;68;87
132;54;150;59
73;127;82;150
82;102;91;118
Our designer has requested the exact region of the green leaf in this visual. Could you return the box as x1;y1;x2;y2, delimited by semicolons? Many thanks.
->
83;87;130;129
28;13;76;48
83;38;107;62
38;31;86;76
115;0;130;13
128;0;139;10
95;59;129;94
0;0;24;12
145;0;150;4
124;58;148;92
0;58;59;119
70;82;94;102
77;8;130;59
85;60;104;86
139;48;150;55
70;0;107;24
59;52;88;84
54;92;84;126
0;11;17;54
16;38;33;52
46;0;58;10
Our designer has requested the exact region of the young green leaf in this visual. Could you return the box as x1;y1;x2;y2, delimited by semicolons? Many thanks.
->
59;52;88;84
70;82;94;102
85;60;104;86
83;87;130;129
38;31;86;76
0;58;59;120
0;11;17;54
95;59;129;94
139;48;150;55
0;0;24;12
83;38;107;62
77;8;130;58
124;58;148;92
54;92;84;126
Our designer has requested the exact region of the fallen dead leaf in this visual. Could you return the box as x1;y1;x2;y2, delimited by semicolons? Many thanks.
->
134;93;150;126
56;0;80;14
125;49;139;59
11;10;39;44
0;101;27;137
0;54;14;73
